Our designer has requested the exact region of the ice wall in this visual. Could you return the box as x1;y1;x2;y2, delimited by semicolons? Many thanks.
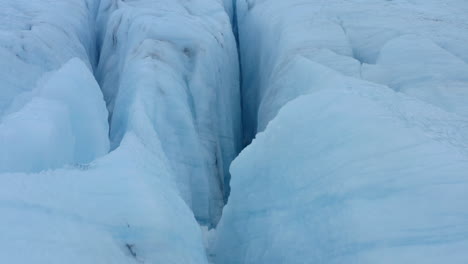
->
214;1;468;263
96;0;242;225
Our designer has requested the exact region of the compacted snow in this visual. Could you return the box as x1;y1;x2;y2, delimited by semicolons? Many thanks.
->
0;0;467;263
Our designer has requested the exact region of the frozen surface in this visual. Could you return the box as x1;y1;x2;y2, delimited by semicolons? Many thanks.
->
215;64;468;263
215;0;468;263
0;0;106;173
363;35;468;116
0;0;98;116
0;133;208;264
1;0;468;263
235;0;468;141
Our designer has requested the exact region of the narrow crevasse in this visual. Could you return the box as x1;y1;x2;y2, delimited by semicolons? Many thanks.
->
94;0;242;227
1;0;468;263
0;0;241;263
213;0;468;263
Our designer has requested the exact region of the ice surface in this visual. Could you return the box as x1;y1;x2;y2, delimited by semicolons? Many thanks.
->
0;0;97;115
1;0;468;263
215;64;468;263
0;133;208;264
0;58;109;173
362;35;468;116
0;97;74;173
0;0;107;172
214;1;468;263
235;0;468;141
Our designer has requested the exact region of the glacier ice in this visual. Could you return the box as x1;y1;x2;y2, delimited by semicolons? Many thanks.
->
0;0;98;114
0;133;209;264
214;0;468;263
96;0;242;225
0;0;106;173
214;62;468;263
0;0;238;262
0;58;109;173
234;0;468;142
1;0;468;263
362;35;468;116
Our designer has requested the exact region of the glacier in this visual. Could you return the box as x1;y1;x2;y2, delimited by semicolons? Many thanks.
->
0;0;468;263
214;62;468;263
214;0;468;263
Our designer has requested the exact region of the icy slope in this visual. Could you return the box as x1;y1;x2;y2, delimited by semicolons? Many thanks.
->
96;0;242;225
214;0;468;263
0;59;109;172
0;0;107;172
215;63;468;263
0;133;208;264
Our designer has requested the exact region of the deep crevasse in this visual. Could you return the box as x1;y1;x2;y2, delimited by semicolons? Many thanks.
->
1;0;468;263
95;0;242;226
214;0;468;263
0;0;240;263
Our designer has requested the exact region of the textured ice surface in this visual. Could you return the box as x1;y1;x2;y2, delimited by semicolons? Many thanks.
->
0;0;98;115
1;0;468;263
0;0;105;173
235;0;468;141
363;35;468;116
0;133;208;264
215;0;468;263
215;63;468;263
